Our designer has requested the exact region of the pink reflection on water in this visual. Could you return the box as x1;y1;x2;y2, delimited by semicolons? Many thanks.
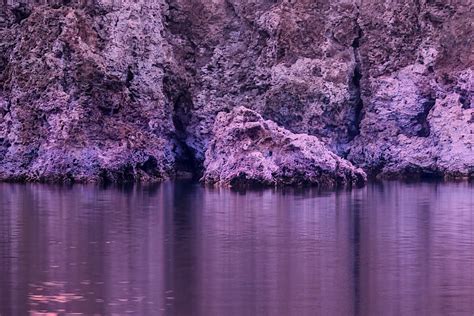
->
0;181;473;315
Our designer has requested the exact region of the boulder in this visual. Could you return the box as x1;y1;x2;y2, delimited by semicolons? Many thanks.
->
202;107;367;187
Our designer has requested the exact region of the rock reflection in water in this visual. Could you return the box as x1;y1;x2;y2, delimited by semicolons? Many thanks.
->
0;181;473;315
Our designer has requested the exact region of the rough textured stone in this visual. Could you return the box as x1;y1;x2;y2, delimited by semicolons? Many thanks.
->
202;107;367;187
0;1;177;182
347;0;474;179
0;0;472;184
165;0;473;180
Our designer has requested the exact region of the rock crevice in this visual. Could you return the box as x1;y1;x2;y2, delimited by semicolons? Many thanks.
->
348;13;364;141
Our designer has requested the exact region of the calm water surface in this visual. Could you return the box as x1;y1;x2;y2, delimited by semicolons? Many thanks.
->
0;181;473;315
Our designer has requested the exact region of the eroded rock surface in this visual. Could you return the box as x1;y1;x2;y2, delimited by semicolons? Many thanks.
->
202;107;366;187
0;0;472;183
0;1;176;182
347;0;474;179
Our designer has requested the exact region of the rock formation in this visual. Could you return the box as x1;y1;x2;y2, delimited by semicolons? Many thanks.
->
202;107;366;187
0;1;176;182
0;0;472;184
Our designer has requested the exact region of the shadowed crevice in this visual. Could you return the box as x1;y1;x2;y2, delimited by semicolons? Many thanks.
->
415;96;436;137
348;19;364;142
163;75;203;179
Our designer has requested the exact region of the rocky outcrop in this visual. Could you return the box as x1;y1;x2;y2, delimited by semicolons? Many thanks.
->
0;0;472;184
202;107;366;187
346;1;474;179
0;1;177;182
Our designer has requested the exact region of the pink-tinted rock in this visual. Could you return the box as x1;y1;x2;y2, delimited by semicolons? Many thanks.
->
346;1;474;179
202;107;366;187
0;0;472;184
165;0;473;180
0;1;177;182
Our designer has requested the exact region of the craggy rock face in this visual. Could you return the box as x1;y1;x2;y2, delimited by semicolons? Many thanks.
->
0;1;176;182
347;0;474;179
202;106;367;188
0;0;472;183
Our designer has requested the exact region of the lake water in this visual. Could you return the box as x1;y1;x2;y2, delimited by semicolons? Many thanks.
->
0;181;473;315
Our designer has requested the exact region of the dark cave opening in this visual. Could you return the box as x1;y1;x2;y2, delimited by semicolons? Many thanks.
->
164;76;202;179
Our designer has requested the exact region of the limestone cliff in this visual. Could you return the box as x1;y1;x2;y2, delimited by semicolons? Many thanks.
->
0;0;472;184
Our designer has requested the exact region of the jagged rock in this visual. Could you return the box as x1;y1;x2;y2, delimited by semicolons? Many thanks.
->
202;107;366;187
166;0;364;160
0;0;472;183
348;66;474;179
0;1;177;182
347;1;474;179
165;0;473;179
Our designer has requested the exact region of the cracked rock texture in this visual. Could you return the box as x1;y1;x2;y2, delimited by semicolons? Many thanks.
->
0;1;176;182
202;106;366;187
0;0;472;183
